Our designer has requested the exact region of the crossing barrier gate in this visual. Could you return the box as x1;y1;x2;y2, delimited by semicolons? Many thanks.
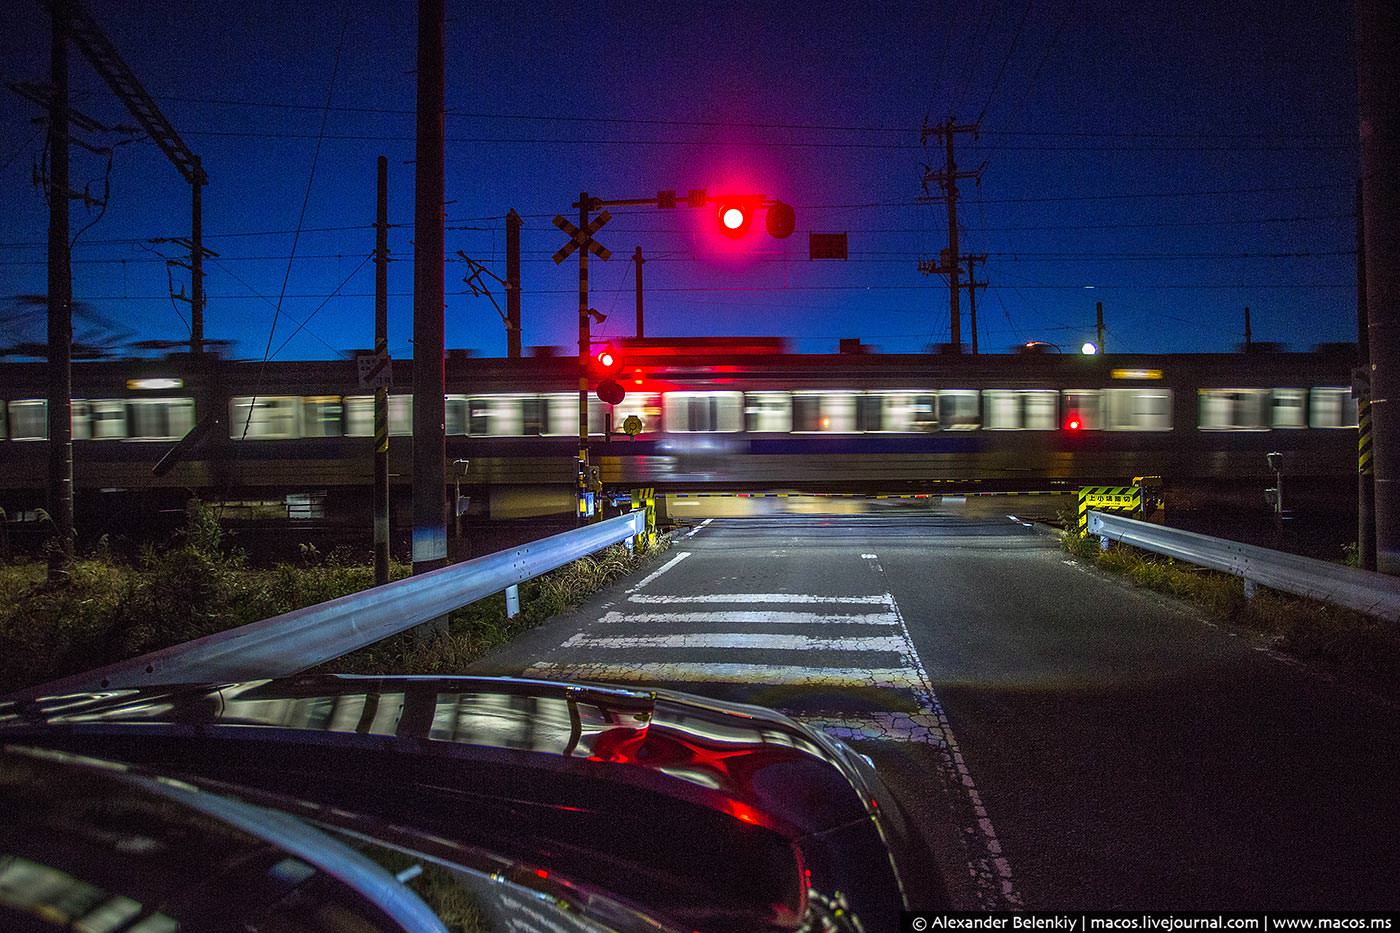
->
1078;476;1164;533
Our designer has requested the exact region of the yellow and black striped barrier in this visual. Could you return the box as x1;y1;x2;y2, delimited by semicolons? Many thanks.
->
1078;477;1165;533
630;487;657;550
665;490;1067;500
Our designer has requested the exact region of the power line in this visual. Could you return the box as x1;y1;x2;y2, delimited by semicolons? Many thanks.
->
976;0;1034;124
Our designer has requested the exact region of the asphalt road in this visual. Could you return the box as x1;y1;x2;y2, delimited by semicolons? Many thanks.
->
471;505;1400;911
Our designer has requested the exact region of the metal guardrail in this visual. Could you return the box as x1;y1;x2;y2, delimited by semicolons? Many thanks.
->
1086;511;1400;624
28;510;646;696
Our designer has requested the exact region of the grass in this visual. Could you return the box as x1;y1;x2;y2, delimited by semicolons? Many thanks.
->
1061;530;1400;688
0;502;666;695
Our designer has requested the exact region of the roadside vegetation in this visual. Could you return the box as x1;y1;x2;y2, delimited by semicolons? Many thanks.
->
0;502;665;696
1061;530;1400;690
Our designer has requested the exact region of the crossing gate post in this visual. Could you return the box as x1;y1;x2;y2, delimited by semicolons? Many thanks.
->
631;487;656;552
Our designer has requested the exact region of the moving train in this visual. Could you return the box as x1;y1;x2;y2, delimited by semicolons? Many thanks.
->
0;338;1361;527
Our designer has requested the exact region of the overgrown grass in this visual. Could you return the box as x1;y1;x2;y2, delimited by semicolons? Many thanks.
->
0;502;666;695
1061;530;1400;688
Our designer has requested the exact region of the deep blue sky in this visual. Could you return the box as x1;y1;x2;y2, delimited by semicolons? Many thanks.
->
0;1;1359;361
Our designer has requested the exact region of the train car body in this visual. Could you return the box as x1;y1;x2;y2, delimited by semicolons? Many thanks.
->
0;340;1359;531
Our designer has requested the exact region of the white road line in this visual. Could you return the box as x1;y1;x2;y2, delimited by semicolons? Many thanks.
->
628;593;892;605
860;553;878;559
525;661;924;690
626;551;690;593
592;610;901;626
681;518;714;539
560;632;910;652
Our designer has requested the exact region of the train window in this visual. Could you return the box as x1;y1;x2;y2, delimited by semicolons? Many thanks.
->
1198;389;1269;431
445;395;469;435
912;394;938;431
984;389;1057;431
0;400;5;438
938;390;980;430
1102;388;1172;431
8;400;47;440
89;399;128;439
792;394;821;432
129;398;194;440
791;393;857;432
344;396;373;436
388;394;413;436
871;392;933;433
71;399;91;440
664;392;742;433
539;394;577;436
1310;387;1358;428
302;396;344;438
1271;389;1306;428
522;397;546;435
855;394;883;432
1062;390;1101;430
745;392;792;432
229;396;299;439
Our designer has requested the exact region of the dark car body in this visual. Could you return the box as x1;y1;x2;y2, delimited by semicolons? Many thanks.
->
0;674;941;930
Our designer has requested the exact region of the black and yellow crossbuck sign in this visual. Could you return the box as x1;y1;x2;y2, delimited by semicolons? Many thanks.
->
552;211;613;265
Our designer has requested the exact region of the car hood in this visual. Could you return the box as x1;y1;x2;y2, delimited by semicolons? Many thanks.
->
0;674;910;931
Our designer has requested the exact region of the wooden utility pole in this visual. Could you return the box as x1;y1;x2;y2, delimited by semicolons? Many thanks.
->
1095;301;1105;353
505;208;522;358
373;156;390;585
633;246;645;338
920;117;983;350
963;253;987;354
46;0;74;580
1244;306;1253;351
1357;179;1377;570
411;0;447;584
1356;0;1400;572
190;157;205;354
577;192;592;524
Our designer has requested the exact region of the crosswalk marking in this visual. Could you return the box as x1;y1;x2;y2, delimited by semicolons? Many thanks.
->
592;609;900;626
628;593;891;605
560;631;909;652
525;661;925;690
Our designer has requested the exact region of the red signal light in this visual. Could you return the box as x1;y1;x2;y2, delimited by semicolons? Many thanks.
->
716;201;752;238
597;350;615;369
1066;413;1082;430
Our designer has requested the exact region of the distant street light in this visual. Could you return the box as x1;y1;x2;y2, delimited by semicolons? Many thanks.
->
1081;341;1099;355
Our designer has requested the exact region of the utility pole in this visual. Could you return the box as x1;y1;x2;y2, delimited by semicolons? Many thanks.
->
1357;179;1377;570
1244;306;1253;351
46;0;74;581
963;253;987;354
1095;301;1105;353
373;156;390;585
920;117;983;350
633;246;645;338
412;0;447;585
1357;0;1400;574
505;208;521;359
190;157;205;354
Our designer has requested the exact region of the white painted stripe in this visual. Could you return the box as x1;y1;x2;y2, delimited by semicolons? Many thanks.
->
525;661;923;690
628;593;891;605
592;610;900;627
626;551;689;593
560;632;909;652
860;553;878;559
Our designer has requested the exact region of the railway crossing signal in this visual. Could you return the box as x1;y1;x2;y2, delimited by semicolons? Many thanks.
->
552;211;612;265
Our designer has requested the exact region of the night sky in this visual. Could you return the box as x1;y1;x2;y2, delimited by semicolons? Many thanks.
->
0;0;1360;362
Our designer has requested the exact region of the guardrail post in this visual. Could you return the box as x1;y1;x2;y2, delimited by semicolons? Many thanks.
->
1098;534;1111;552
631;486;656;552
1243;578;1257;600
505;583;520;618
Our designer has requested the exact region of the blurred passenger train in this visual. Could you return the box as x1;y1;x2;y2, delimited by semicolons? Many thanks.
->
0;338;1360;526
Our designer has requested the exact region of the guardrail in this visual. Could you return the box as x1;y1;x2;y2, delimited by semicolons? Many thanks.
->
26;510;647;696
1086;511;1400;624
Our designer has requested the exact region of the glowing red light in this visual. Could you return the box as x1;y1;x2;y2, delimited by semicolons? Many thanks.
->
1066;413;1082;430
534;868;549;879
722;207;745;229
597;351;615;368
